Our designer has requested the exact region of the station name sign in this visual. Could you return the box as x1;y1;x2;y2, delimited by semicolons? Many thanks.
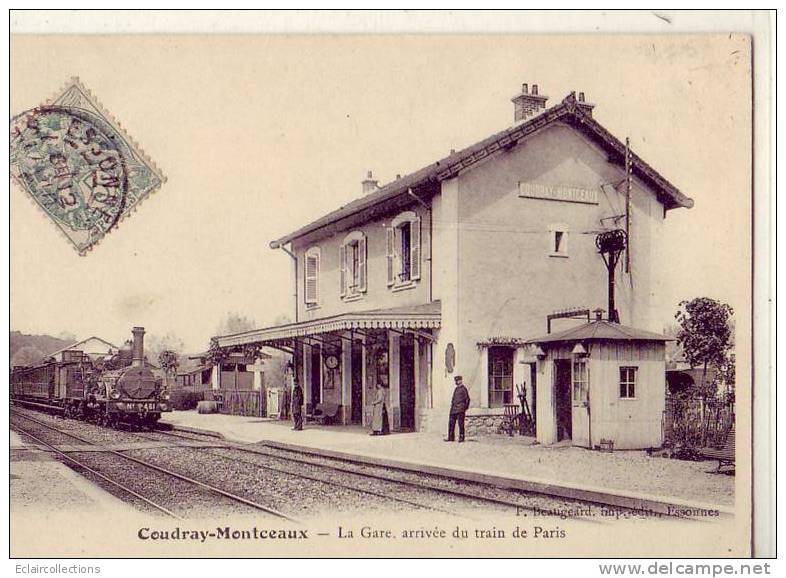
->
518;182;599;205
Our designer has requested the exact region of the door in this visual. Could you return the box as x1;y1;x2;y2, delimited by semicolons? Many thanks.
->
310;344;321;407
351;340;364;424
553;360;572;441
399;334;416;431
571;358;590;448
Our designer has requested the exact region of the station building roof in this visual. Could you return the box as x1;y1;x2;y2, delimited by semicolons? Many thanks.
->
271;92;693;248
527;320;671;345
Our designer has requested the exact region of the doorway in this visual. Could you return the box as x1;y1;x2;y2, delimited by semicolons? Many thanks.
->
310;343;321;406
399;334;416;431
351;340;363;424
553;359;572;441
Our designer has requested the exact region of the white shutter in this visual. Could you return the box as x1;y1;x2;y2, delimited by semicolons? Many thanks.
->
358;235;367;292
339;244;347;297
305;252;319;304
410;216;421;280
386;227;395;286
313;253;320;303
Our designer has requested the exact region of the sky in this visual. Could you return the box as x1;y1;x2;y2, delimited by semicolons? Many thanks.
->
10;34;751;352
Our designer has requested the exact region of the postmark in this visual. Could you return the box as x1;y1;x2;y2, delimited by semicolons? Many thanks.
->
10;79;165;255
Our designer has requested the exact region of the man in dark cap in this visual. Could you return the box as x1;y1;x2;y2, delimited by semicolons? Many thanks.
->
445;375;470;442
291;380;304;431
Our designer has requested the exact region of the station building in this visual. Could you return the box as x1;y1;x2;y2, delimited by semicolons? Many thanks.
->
49;336;119;363
215;85;692;447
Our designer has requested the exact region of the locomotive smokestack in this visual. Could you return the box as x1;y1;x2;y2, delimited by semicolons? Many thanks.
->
132;327;145;368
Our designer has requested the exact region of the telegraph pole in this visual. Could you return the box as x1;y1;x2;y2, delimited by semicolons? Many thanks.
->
624;137;631;273
596;229;627;324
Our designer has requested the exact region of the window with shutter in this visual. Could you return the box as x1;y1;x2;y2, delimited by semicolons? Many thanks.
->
389;210;422;289
341;231;367;300
399;221;412;281
358;235;367;292
304;247;320;306
339;244;347;297
386;227;395;286
410;216;421;280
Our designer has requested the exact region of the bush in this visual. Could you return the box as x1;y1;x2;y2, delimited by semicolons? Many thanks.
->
170;389;204;411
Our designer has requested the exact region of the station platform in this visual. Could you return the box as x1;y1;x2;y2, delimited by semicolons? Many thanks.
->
10;430;137;517
160;410;735;512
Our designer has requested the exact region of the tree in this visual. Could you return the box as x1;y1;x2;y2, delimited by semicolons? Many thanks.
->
57;331;77;344
208;312;260;367
675;297;734;398
205;336;230;368
146;332;186;366
158;349;180;389
11;345;46;367
718;352;736;401
215;312;257;337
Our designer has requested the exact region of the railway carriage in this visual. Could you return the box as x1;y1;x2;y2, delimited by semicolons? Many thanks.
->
10;327;171;428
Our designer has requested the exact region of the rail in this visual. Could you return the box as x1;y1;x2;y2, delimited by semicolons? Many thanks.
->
11;410;298;523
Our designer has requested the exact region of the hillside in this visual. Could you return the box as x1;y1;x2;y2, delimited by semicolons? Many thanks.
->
9;331;73;366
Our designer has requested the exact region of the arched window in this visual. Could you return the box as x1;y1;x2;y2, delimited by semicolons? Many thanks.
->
387;211;421;287
340;231;367;299
304;246;321;306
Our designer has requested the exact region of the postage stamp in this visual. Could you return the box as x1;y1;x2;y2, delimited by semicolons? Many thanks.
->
9;78;165;255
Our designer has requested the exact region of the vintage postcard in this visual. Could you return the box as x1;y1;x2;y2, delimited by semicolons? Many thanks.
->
8;16;770;561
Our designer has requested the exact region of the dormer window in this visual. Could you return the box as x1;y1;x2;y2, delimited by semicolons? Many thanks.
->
387;211;421;288
304;246;321;307
340;231;367;299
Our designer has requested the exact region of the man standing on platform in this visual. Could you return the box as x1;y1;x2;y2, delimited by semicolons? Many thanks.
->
445;375;470;442
291;380;304;431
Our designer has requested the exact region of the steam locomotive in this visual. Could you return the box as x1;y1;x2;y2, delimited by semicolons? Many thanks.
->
10;327;171;428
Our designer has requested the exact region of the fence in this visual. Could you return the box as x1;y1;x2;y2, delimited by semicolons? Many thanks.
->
204;389;265;417
663;396;734;450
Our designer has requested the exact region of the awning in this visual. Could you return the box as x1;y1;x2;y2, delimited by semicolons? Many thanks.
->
177;364;211;377
216;301;441;349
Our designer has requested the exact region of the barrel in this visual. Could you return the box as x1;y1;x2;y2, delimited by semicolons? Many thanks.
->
197;400;219;414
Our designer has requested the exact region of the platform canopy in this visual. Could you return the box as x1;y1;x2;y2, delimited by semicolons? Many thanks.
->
527;320;671;345
215;301;441;350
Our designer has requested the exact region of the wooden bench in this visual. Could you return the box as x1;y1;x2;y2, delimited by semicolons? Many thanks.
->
311;402;341;425
700;425;735;472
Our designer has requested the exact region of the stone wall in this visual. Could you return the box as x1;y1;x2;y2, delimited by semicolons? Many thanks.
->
465;414;507;436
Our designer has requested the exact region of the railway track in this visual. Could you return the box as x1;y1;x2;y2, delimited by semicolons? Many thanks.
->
128;429;479;518
140;428;609;522
11;407;624;523
10;410;297;522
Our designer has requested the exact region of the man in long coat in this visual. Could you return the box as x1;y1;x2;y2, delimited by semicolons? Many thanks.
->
291;381;304;431
445;375;470;442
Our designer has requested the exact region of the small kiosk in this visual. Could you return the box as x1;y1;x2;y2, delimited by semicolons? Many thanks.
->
527;317;670;450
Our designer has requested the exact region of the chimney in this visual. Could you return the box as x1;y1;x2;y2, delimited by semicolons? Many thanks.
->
511;82;548;122
576;91;595;117
131;327;145;368
361;170;379;195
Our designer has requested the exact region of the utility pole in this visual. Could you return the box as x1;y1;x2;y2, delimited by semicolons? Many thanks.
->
596;229;627;324
624;137;632;274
